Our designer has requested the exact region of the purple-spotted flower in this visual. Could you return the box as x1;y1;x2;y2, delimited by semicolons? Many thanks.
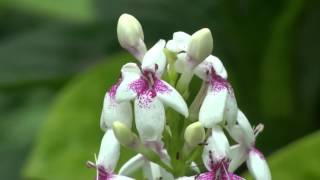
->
228;110;271;180
115;40;188;142
194;55;238;128
166;29;213;91
87;129;134;180
100;80;133;131
178;126;244;180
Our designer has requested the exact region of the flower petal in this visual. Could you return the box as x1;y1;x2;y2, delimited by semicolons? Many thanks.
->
119;154;145;176
143;162;174;180
111;175;135;180
176;176;196;180
223;93;238;127
194;55;228;81
228;144;248;172
228;110;255;147
97;129;120;171
156;80;188;117
134;97;165;141
141;40;166;77
166;31;191;52
247;148;271;180
199;86;228;128
116;63;141;102
202;126;230;170
100;92;133;131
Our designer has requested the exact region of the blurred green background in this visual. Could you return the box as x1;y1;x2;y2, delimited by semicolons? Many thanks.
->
0;0;320;179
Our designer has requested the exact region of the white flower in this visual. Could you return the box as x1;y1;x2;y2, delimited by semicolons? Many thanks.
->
87;129;134;180
228;110;271;180
167;29;213;73
194;55;238;128
179;126;244;180
100;80;133;131
117;13;146;61
115;40;188;142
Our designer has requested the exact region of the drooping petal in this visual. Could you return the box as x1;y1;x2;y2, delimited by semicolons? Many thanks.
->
228;144;248;172
119;154;145;176
100;92;133;131
194;55;228;81
116;63;141;102
223;93;238;127
111;175;135;180
202;126;230;170
141;40;166;77
176;176;196;180
134;97;165;141
228;110;255;148
199;86;228;128
156;80;188;117
166;31;191;52
97;129;120;171
143;161;174;180
247;148;271;180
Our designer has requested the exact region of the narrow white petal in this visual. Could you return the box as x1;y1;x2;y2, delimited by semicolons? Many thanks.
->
228;144;248;172
144;162;174;180
142;40;166;77
202;126;230;170
119;154;145;176
111;175;135;180
199;87;228;128
134;97;165;141
247;149;271;180
210;55;228;79
228;110;255;147
224;93;238;127
157;80;188;117
176;176;196;180
116;63;141;102
100;92;133;131
97;129;120;171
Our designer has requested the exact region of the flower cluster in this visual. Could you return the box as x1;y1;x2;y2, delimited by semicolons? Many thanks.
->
87;14;271;180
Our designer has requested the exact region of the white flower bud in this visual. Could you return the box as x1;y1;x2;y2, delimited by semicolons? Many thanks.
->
112;121;138;147
117;13;144;48
187;28;213;63
184;122;205;147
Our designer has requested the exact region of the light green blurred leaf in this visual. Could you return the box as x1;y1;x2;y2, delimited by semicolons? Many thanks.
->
22;53;143;180
2;0;95;22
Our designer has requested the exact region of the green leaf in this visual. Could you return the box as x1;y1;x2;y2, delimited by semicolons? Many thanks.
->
2;0;95;22
22;53;142;179
245;131;320;179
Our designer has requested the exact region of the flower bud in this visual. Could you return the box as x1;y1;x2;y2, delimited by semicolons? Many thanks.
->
112;121;138;147
117;13;144;48
184;122;205;147
187;28;213;63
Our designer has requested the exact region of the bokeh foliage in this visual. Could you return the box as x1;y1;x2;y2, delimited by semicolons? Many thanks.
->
0;0;319;179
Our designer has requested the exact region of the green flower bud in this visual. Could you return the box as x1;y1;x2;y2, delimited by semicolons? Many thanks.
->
117;13;144;48
187;28;213;63
112;121;137;147
184;122;205;147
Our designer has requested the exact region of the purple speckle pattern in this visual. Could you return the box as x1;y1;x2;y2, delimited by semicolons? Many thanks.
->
108;79;121;105
128;71;171;107
209;67;233;96
96;165;112;180
196;158;244;180
250;147;265;160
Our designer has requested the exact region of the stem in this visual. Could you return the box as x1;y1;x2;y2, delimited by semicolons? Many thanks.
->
189;81;208;121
